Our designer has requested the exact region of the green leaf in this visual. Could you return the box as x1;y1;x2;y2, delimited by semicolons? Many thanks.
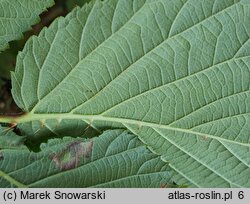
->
10;0;250;187
0;125;26;149
241;0;250;4
0;0;55;52
0;129;172;187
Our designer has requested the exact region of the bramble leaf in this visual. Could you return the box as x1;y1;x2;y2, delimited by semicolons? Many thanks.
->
10;0;250;187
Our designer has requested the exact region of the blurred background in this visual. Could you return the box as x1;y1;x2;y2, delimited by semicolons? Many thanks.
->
0;0;90;115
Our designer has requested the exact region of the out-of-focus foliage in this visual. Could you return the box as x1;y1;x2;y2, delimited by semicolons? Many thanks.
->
0;80;21;114
0;40;26;79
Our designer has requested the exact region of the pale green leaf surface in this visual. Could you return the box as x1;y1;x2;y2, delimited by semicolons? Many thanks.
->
0;125;26;149
11;0;250;187
0;130;172;187
0;0;55;52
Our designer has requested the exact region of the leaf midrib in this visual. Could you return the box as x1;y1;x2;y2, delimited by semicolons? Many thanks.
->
16;113;250;147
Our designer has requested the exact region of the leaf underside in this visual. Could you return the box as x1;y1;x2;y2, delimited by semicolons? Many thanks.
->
0;129;172;188
11;0;250;187
0;126;26;150
0;0;55;52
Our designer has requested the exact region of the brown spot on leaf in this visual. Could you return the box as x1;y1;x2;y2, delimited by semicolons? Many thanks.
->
201;135;208;141
50;140;93;171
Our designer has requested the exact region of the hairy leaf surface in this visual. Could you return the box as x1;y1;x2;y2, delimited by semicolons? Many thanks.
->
11;0;250;187
0;130;172;187
0;0;54;52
